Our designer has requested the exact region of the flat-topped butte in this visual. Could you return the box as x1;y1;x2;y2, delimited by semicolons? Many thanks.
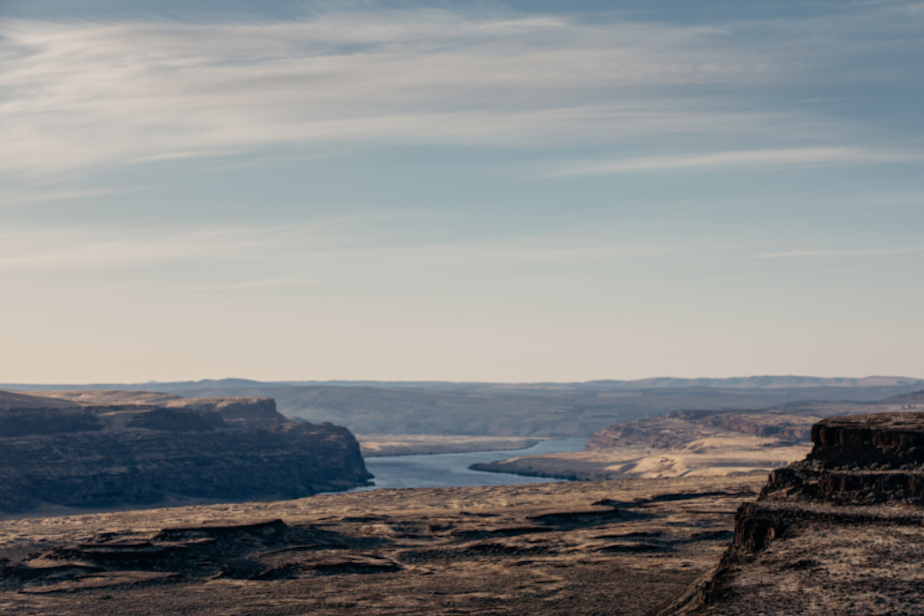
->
0;390;371;515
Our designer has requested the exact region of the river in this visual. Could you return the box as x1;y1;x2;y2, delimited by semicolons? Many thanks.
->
352;436;588;491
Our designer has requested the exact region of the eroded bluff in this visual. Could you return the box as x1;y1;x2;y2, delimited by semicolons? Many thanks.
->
660;411;924;615
0;392;372;514
761;412;924;505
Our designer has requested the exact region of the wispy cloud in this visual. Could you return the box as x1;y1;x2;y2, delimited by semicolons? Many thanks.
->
758;247;924;259
0;9;830;175
554;147;924;176
0;218;728;285
0;186;141;207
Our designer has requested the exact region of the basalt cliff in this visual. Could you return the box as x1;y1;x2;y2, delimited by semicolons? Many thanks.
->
0;390;372;515
660;411;924;615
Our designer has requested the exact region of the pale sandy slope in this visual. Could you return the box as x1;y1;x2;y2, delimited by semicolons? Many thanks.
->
358;434;548;456
478;435;811;481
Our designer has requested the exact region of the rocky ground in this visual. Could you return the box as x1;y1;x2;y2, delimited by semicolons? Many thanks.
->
0;475;766;616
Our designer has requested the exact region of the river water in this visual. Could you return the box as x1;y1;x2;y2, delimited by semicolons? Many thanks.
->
353;436;588;491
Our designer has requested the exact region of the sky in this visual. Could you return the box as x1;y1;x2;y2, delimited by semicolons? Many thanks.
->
1;0;922;383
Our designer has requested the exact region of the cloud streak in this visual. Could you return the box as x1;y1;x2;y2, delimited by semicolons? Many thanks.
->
0;219;727;285
0;8;852;175
758;247;924;259
555;147;924;176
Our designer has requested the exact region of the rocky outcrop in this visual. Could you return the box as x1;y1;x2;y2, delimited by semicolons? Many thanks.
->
760;412;924;505
164;396;285;425
126;408;225;432
0;391;371;514
0;407;105;437
660;411;924;615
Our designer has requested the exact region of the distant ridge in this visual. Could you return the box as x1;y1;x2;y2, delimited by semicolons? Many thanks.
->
3;375;922;393
575;375;924;390
884;390;924;405
0;390;80;410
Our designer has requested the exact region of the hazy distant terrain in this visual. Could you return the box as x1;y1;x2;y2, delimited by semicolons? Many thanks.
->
474;397;924;482
6;377;922;438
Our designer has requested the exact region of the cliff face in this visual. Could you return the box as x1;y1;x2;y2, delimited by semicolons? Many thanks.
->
761;412;924;505
0;392;371;514
661;411;924;615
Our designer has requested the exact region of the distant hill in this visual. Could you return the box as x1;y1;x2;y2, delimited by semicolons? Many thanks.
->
0;390;80;410
883;390;924;405
149;381;924;437
5;377;922;437
5;375;921;394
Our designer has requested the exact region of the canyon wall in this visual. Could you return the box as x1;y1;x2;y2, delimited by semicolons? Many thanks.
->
0;392;372;514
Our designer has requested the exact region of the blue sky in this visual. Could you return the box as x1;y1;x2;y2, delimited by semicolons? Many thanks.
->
1;0;922;383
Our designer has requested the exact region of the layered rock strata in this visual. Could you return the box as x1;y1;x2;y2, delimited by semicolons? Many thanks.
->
760;412;924;505
661;411;924;615
0;391;372;514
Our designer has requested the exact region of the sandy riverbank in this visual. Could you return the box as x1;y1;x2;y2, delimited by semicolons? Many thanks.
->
357;434;552;457
473;435;811;481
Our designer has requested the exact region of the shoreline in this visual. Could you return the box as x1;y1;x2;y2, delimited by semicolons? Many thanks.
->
358;435;559;458
471;439;810;482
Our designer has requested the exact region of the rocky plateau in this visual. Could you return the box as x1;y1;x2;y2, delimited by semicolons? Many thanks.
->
0;390;372;515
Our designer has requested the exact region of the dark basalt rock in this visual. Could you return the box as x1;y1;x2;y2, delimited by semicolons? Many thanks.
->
0;407;104;437
164;397;285;425
127;408;225;432
658;411;924;615
811;412;924;450
0;392;372;514
761;412;924;504
3;518;386;589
